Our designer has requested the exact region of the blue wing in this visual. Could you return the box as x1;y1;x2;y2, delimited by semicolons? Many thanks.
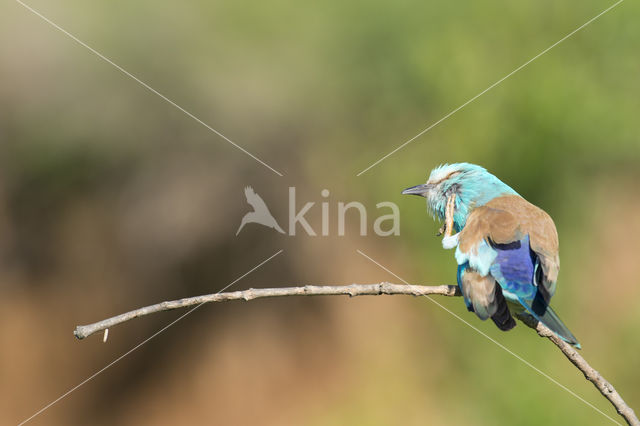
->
455;234;580;347
456;263;474;312
488;235;538;302
455;235;537;308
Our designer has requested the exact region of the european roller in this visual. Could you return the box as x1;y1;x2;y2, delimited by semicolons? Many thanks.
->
402;163;580;348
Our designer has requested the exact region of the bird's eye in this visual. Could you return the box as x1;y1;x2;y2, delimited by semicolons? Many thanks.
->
445;183;459;197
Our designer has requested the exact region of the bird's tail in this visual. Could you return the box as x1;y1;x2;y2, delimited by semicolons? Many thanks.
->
519;294;581;349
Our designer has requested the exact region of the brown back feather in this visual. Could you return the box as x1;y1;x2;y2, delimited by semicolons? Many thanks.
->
458;195;560;296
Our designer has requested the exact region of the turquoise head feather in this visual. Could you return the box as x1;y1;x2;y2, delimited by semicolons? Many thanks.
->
402;163;518;231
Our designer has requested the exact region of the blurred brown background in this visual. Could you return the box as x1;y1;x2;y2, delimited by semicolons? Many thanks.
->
1;0;639;425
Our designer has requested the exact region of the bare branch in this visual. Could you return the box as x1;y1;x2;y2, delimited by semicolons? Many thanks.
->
515;313;638;425
73;283;638;426
74;283;459;339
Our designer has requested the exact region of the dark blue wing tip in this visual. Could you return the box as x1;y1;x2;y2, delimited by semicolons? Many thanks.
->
551;333;581;350
558;334;581;350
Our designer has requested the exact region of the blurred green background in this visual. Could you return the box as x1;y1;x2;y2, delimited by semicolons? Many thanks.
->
1;0;639;425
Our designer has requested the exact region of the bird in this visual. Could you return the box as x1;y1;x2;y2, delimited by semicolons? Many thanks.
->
402;163;580;348
236;186;285;236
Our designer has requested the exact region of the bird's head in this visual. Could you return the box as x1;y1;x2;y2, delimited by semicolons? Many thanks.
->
402;163;517;231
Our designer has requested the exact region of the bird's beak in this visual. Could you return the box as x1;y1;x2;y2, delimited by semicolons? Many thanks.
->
401;183;431;197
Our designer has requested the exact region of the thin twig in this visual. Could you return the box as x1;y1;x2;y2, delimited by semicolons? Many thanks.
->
515;313;638;425
74;283;458;339
74;283;638;426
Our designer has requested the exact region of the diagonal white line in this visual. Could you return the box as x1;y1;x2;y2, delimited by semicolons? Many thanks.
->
356;0;624;176
14;0;284;177
356;249;621;425
18;249;284;426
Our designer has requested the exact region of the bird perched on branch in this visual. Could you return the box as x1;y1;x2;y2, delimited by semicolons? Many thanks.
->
402;163;580;348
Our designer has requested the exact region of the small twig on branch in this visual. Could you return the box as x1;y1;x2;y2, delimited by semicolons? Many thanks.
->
74;283;638;426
